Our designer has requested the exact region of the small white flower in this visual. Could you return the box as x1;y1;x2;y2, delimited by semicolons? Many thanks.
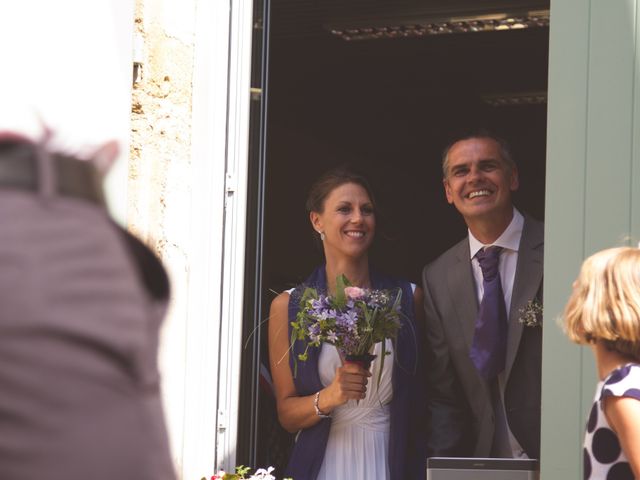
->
249;466;275;480
327;330;338;343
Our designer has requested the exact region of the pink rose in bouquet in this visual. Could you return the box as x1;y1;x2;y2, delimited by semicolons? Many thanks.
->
344;286;366;299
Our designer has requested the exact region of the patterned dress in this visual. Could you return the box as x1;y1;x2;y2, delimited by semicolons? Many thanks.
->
583;363;640;479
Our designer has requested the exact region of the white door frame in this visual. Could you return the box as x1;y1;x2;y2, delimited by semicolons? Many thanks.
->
180;0;254;477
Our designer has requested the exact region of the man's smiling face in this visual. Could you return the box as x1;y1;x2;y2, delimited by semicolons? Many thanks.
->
443;137;519;225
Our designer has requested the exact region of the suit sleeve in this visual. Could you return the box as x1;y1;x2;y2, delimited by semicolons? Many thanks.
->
422;266;473;457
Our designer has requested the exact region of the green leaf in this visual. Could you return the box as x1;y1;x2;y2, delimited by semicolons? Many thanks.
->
391;287;402;310
236;466;251;476
333;274;350;309
300;286;318;305
290;325;299;378
377;344;385;389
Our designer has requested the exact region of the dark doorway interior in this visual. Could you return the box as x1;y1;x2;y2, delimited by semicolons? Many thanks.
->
253;0;549;473
264;2;548;290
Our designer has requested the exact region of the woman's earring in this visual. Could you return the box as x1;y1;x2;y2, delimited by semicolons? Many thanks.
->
320;231;326;241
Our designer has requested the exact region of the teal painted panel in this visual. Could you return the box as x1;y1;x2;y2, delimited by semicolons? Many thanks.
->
585;0;635;253
542;0;590;477
546;0;640;478
633;0;640;243
581;0;637;450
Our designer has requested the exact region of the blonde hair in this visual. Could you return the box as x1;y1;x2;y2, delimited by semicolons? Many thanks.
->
564;247;640;360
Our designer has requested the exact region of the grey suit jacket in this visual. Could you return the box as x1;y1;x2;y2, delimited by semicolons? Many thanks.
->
422;215;544;458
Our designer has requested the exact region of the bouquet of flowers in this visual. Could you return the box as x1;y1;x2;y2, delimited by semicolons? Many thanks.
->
290;274;403;377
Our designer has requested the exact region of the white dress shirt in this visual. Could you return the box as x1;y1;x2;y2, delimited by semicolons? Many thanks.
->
468;207;524;315
0;0;132;167
468;207;528;458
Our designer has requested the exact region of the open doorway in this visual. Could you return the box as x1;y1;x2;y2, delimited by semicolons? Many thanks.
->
245;0;549;473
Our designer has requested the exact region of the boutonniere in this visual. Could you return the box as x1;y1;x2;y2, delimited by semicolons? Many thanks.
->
518;299;543;327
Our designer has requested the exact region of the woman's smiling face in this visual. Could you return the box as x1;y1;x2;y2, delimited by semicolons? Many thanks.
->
310;182;375;260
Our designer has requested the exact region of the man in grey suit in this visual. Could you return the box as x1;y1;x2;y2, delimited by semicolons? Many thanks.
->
422;132;543;459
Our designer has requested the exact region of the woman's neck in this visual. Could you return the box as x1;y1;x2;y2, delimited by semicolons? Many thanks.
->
593;341;635;380
324;256;370;294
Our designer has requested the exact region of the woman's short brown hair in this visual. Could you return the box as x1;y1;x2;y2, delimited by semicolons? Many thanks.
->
564;247;640;360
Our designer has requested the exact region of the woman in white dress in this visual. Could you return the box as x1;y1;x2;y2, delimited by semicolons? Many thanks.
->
268;167;427;480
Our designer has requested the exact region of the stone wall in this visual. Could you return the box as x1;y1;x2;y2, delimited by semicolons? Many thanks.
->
129;0;198;474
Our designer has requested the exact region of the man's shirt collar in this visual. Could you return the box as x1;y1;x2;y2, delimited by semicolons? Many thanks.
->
469;207;524;259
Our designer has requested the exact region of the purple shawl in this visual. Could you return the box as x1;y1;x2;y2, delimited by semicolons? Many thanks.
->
285;266;426;479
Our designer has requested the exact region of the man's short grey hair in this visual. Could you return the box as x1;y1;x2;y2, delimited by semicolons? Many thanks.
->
441;130;516;178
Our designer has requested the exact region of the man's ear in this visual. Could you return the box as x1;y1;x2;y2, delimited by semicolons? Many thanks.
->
443;178;454;204
510;167;520;192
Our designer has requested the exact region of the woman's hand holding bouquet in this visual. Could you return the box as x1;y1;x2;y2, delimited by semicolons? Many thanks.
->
290;274;402;409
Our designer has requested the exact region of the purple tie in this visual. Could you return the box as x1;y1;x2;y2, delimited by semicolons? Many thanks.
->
470;246;508;380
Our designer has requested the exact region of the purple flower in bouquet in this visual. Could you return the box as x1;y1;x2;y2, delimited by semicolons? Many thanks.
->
339;310;358;330
308;323;321;343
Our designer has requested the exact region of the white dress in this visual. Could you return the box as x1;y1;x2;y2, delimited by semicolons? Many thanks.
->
316;340;394;480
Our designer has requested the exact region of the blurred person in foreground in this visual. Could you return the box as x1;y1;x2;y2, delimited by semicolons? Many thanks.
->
0;2;176;479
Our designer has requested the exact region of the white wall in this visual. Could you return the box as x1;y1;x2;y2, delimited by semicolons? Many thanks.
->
125;0;255;478
104;1;135;223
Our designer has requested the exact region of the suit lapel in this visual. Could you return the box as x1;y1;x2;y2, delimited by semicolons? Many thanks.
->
446;239;478;351
505;216;544;382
